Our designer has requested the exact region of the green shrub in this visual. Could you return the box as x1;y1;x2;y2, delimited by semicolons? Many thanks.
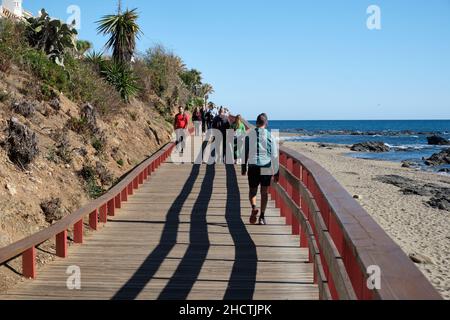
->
1;19;123;115
66;117;89;134
91;137;105;153
116;159;124;167
40;83;58;101
79;164;105;199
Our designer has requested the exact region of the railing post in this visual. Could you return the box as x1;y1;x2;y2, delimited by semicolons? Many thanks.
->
89;209;98;230
74;220;83;244
121;188;128;202
107;199;115;217
143;167;148;180
285;156;294;226
22;247;36;279
292;160;301;236
279;153;287;218
128;182;134;196
133;177;139;190
100;204;108;223
56;230;68;258
138;172;144;185
115;193;121;210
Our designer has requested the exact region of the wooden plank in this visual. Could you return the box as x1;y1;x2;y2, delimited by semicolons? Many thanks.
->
0;162;318;300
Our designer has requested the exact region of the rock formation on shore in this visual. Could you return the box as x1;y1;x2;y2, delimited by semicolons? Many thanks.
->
350;141;390;153
425;149;450;166
375;175;450;212
427;135;450;146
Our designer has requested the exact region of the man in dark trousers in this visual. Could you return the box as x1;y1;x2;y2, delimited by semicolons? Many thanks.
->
212;107;230;163
174;106;189;153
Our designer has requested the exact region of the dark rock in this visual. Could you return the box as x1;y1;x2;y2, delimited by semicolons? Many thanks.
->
4;118;39;168
427;135;450;146
402;161;415;168
40;198;65;224
351;141;390;153
49;98;61;111
95;161;113;186
318;143;347;149
374;175;416;188
375;175;450;212
80;103;98;132
425;149;450;166
428;196;450;212
438;168;450;173
12;100;36;118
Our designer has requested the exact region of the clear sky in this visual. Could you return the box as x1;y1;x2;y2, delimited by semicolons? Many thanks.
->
24;0;450;120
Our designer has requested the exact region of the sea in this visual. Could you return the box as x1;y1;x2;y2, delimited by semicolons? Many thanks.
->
249;120;450;173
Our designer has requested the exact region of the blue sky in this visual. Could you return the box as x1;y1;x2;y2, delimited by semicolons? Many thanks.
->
24;0;450;120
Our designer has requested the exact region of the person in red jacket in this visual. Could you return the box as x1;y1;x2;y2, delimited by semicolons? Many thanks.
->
174;106;190;153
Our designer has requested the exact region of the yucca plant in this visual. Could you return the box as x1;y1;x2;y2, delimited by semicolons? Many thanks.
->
96;8;142;64
101;62;140;103
86;50;106;69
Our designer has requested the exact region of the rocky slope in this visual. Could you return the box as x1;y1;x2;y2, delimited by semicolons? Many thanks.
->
0;64;174;292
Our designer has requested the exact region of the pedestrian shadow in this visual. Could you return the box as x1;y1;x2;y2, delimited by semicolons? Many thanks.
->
112;165;201;300
224;164;257;299
157;164;216;299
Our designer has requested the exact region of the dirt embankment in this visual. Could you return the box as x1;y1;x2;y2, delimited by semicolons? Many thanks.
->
0;65;174;292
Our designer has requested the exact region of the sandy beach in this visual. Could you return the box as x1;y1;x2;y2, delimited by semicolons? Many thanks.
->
283;140;450;299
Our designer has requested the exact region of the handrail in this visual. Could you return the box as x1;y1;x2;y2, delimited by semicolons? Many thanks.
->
241;118;442;300
0;140;176;278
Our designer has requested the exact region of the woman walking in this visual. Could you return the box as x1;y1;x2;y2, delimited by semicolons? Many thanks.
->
231;114;246;164
192;107;203;136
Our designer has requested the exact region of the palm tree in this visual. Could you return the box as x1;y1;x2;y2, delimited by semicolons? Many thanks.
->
200;83;214;107
96;4;142;64
180;69;202;95
76;40;92;57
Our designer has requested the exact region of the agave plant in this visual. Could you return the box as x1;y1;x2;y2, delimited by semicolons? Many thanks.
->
101;62;140;103
96;8;142;64
25;9;78;67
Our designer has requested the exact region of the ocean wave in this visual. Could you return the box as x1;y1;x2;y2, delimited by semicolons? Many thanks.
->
389;144;435;151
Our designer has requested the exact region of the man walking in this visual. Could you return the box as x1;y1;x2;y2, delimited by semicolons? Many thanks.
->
174;106;189;153
241;113;279;225
212;107;230;163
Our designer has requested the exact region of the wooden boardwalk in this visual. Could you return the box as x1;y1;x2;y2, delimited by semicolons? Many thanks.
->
1;162;318;300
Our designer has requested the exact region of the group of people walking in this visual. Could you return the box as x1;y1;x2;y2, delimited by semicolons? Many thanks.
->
173;106;278;226
190;104;232;136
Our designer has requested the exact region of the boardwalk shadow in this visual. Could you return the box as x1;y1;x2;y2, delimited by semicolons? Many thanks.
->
112;165;201;300
158;165;215;300
224;165;257;300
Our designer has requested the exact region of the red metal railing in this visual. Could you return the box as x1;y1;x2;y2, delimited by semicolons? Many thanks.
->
242;119;442;300
0;141;176;279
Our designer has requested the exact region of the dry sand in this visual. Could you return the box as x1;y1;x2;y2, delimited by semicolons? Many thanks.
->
284;140;450;299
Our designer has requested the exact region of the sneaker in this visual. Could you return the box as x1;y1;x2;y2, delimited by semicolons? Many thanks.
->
259;217;266;225
249;209;259;224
